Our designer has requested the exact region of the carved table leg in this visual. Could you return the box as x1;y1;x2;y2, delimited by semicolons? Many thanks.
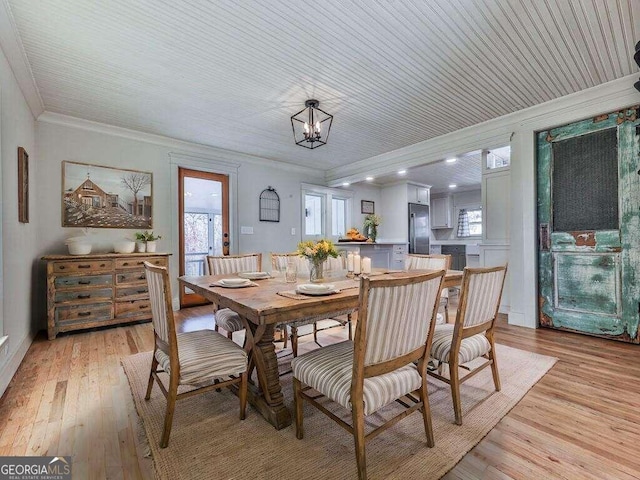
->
246;322;292;429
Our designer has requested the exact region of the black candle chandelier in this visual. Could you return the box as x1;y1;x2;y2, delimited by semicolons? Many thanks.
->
290;99;333;149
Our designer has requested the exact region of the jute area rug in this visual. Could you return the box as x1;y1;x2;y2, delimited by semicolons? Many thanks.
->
122;344;556;480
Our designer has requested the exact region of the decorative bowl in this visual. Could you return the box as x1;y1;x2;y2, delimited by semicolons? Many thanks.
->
113;240;135;254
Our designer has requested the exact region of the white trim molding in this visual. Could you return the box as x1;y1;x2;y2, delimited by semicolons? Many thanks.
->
0;332;33;397
38;112;325;177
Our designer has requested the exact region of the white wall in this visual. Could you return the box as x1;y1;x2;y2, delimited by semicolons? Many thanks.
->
0;44;37;394
350;183;382;234
34;119;325;328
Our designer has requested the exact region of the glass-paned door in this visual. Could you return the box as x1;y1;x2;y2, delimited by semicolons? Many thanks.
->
179;168;229;307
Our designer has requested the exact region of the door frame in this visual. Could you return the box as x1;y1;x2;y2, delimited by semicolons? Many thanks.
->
179;167;229;307
171;153;239;308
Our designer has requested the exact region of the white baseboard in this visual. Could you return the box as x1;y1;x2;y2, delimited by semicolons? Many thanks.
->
508;311;536;329
0;333;35;397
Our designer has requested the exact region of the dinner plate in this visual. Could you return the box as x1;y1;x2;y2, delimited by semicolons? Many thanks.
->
296;284;339;296
238;271;271;280
217;278;252;288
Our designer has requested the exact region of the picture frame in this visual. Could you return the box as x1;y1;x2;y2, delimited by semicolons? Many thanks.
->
361;200;375;214
18;147;29;223
62;161;153;228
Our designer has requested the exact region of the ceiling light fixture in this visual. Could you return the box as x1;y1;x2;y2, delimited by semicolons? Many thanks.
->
291;99;333;149
449;184;457;189
445;157;457;163
342;182;350;186
365;176;374;181
398;170;407;175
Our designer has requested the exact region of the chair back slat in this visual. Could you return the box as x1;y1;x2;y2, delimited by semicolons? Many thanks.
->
362;273;444;366
207;254;261;275
460;267;507;328
407;254;451;270
145;263;172;344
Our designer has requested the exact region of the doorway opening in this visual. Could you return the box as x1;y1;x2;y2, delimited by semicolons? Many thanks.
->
178;168;229;307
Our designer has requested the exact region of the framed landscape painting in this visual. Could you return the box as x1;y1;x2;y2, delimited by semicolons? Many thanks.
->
62;161;153;228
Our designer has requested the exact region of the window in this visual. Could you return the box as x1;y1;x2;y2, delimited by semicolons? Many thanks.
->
305;194;323;235
467;208;482;236
301;184;353;240
331;197;347;237
486;146;510;170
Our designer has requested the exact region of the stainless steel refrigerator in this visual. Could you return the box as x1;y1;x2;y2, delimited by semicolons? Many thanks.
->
408;203;430;254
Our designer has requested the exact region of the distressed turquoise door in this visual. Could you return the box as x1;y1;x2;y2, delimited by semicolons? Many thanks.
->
537;106;640;343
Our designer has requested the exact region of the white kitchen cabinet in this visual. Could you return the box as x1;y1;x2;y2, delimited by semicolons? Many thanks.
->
431;196;452;229
408;184;429;205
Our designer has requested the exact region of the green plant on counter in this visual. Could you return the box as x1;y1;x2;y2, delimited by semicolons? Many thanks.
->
136;231;162;242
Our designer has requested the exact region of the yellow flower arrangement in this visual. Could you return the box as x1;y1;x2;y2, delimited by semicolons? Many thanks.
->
297;239;339;263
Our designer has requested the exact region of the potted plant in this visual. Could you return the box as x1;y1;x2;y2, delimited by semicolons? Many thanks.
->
363;214;381;243
134;232;147;253
136;231;162;253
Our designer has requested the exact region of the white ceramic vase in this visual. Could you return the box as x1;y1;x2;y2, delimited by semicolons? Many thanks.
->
136;242;146;253
146;241;157;253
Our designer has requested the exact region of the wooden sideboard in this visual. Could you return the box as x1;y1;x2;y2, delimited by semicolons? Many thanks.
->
42;253;169;340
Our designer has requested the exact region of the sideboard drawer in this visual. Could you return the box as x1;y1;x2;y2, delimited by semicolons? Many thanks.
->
116;256;167;269
116;271;147;285
116;285;149;300
55;274;113;289
116;299;151;318
53;260;114;274
55;288;113;303
55;303;113;325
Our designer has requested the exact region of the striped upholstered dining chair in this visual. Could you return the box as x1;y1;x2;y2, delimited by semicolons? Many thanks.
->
292;270;446;480
144;262;248;448
270;252;352;357
428;265;507;425
206;253;262;339
407;253;452;323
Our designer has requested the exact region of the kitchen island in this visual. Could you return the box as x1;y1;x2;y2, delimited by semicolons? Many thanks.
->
336;241;408;269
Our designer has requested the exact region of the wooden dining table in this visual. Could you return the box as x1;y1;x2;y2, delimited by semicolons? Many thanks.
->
178;269;463;430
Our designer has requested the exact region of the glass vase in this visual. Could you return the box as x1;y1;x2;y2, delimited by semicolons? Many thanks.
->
309;259;324;283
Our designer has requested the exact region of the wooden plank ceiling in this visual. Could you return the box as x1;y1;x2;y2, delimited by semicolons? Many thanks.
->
7;0;639;169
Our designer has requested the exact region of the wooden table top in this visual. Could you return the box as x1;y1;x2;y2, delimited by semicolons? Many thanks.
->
179;269;463;326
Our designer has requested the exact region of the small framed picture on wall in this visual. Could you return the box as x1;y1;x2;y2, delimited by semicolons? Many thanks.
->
18;147;29;223
361;200;375;214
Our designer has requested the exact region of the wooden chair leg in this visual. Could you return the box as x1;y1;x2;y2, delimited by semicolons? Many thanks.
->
293;377;304;439
444;300;449;322
283;326;288;349
160;375;179;448
227;330;233;340
449;362;463;426
347;313;353;340
313;322;319;344
418;382;435;447
488;336;501;391
291;326;299;358
239;371;248;420
145;352;158;400
352;400;367;480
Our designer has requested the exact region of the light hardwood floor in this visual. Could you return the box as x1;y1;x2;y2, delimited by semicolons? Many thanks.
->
1;303;639;479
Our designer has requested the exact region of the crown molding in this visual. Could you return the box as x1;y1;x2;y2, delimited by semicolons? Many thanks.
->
326;74;640;186
37;111;326;176
0;0;43;117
